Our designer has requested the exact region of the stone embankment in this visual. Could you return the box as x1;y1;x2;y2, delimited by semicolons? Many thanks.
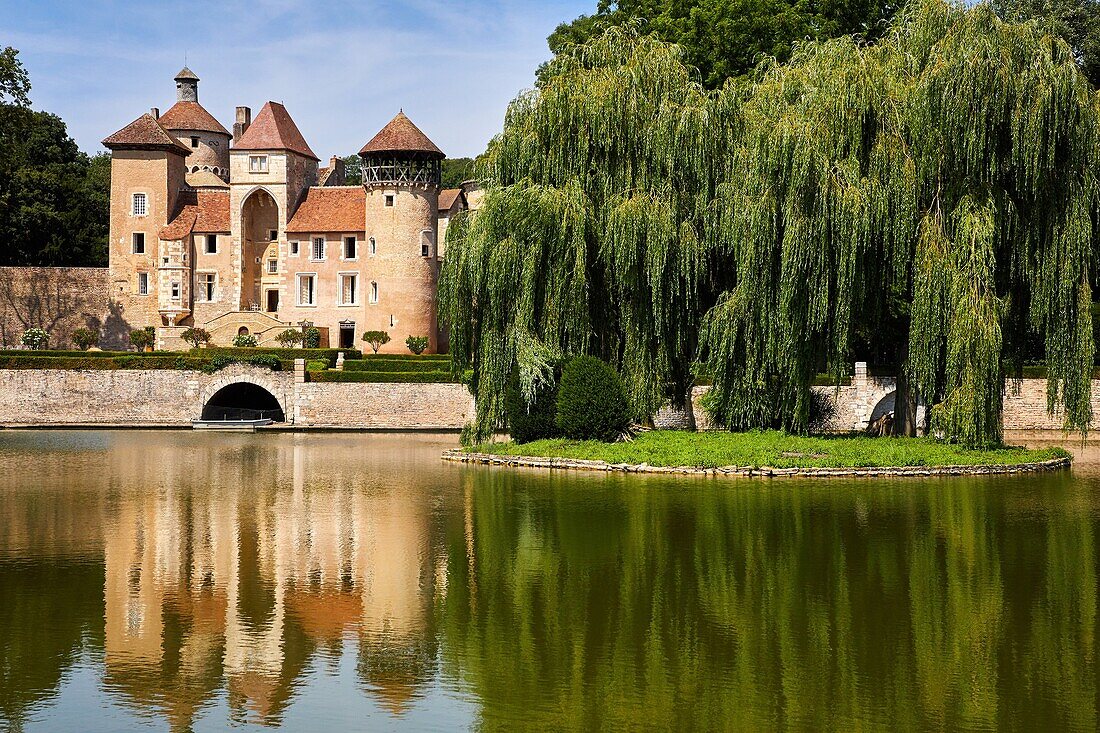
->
442;450;1072;478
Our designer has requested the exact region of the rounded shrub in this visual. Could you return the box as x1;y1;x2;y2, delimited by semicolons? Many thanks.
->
21;327;49;350
555;355;631;441
233;334;258;348
505;373;559;444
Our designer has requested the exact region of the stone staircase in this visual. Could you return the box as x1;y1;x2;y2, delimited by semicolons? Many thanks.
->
203;310;292;346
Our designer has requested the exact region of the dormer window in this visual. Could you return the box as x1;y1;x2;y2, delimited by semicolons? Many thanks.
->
249;155;268;173
132;193;147;216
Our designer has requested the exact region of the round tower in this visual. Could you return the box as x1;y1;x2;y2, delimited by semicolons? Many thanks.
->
159;67;231;180
359;111;444;353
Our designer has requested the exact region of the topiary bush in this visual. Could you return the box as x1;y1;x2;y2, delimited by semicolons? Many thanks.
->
505;371;560;443
129;328;154;351
405;335;429;355
180;327;211;349
275;328;303;347
21;328;49;350
302;327;321;349
71;328;98;351
362;330;391;353
555;355;631;441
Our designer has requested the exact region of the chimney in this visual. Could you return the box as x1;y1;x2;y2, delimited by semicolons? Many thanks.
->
150;107;160;120
328;155;347;186
233;106;251;143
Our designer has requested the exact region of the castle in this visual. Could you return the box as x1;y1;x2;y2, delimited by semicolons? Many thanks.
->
96;67;468;352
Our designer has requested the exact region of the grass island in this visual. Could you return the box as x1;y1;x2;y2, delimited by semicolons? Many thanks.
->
453;430;1071;476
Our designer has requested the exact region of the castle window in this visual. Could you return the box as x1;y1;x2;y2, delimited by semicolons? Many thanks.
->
171;282;180;300
249;155;268;173
369;237;376;256
384;195;395;207
339;273;358;305
370;281;379;304
205;234;217;254
137;272;149;295
290;241;299;256
132;193;147;216
312;237;325;261
267;258;278;274
190;136;200;148
132;232;145;254
198;273;216;302
269;229;278;242
343;236;357;259
298;274;317;306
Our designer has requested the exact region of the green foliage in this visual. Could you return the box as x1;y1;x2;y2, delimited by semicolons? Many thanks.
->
343;356;452;372
306;359;327;372
128;330;154;350
201;353;282;374
70;328;98;351
196;347;358;366
302;327;321;349
0;354;204;370
406;335;429;355
307;369;457;383
20;328;48;350
471;430;1069;468
555;356;631;441
445;2;1100;448
180;327;210;349
274;328;303;347
994;0;1100;86
546;0;902;89
442;157;476;187
361;330;391;353
341;154;362;185
505;370;560;443
0;50;108;267
232;334;258;348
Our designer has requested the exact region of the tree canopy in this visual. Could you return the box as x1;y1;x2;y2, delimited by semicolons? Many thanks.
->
994;0;1100;86
0;47;109;267
441;0;1100;447
546;0;903;88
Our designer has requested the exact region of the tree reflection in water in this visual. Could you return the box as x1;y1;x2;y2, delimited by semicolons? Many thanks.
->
0;430;1095;731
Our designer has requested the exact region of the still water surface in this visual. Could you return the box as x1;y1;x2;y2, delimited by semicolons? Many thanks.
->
0;430;1098;732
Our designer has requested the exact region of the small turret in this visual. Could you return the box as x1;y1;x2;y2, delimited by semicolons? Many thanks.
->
175;66;199;102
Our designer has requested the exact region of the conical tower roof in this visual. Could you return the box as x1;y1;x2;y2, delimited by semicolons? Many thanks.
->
359;111;443;158
159;101;229;135
174;66;199;81
233;101;318;160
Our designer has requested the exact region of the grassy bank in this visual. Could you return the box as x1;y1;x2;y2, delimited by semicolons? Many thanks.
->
472;430;1069;469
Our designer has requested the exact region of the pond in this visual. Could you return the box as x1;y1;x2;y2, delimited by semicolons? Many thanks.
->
0;430;1097;731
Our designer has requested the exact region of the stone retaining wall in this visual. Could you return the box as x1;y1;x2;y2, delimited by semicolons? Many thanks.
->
0;365;473;430
443;450;1072;478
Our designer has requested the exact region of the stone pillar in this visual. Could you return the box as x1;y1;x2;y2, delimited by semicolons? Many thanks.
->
294;358;306;383
335;352;345;371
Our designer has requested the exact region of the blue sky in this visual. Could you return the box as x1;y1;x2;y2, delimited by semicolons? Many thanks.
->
2;0;593;158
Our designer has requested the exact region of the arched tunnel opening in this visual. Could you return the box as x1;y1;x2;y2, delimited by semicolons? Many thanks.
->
201;383;285;422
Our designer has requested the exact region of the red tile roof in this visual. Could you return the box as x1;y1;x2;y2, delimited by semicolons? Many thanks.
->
359;111;443;158
158;101;229;136
438;188;464;212
286;187;365;233
102;113;192;154
233;101;318;160
160;190;230;239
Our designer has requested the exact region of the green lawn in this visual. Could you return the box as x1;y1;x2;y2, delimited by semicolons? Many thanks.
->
471;430;1069;469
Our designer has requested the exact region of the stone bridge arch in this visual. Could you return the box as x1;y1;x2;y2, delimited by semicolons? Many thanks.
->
198;365;294;423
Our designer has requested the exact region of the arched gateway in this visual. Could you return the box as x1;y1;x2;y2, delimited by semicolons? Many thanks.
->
199;367;292;423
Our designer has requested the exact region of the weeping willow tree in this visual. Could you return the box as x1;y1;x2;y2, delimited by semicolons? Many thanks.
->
440;28;719;443
444;0;1100;447
700;0;1099;446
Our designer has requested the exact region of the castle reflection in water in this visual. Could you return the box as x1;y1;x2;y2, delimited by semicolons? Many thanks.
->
0;431;458;729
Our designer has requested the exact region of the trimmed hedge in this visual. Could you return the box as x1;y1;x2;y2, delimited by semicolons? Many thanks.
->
352;354;452;362
0;355;208;370
555;356;631;441
308;370;458;383
343;358;453;373
0;349;174;358
194;347;361;366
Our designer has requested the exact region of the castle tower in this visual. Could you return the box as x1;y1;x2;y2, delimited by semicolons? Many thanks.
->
230;101;319;313
159;67;232;180
102;114;191;338
358;112;444;353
